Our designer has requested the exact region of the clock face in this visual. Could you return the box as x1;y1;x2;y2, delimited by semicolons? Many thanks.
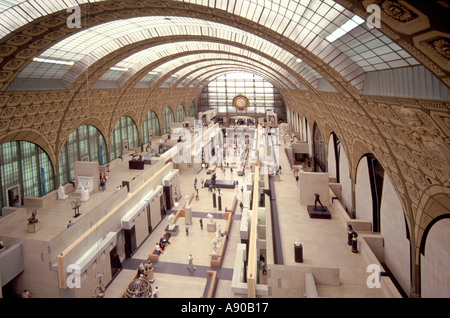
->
232;94;250;111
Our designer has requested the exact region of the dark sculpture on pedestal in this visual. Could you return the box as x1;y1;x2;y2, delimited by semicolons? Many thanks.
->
313;193;326;211
347;224;354;245
351;231;359;253
28;210;38;224
307;193;331;219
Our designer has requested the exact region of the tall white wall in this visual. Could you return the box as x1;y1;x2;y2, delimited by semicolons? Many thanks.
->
327;135;336;180
355;157;373;222
339;148;353;212
421;218;450;298
380;174;410;295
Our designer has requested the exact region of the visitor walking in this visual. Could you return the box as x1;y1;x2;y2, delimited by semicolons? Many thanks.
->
187;254;197;270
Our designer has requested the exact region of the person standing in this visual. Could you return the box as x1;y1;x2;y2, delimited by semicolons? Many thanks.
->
187;254;197;270
13;195;20;207
22;290;31;298
199;218;203;230
100;178;106;192
185;224;189;236
153;286;159;298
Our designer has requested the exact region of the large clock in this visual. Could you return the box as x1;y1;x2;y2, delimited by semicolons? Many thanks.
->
232;94;250;111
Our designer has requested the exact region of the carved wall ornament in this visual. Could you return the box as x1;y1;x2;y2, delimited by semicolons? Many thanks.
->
399;107;450;181
412;31;450;73
432;38;450;60
368;0;430;35
380;0;418;23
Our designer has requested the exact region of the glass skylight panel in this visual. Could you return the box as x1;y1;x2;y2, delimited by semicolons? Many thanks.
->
326;15;364;42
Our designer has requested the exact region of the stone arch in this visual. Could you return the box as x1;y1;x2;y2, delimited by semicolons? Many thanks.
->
0;129;56;172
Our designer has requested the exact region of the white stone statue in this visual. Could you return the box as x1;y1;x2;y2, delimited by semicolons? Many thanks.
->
211;239;218;254
295;238;301;246
207;213;214;224
80;186;89;202
57;185;68;200
75;176;94;194
168;213;175;230
216;225;223;247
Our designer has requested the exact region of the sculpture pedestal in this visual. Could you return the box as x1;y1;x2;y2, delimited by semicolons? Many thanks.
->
146;269;155;283
80;190;90;202
207;222;216;232
185;206;192;225
165;224;179;236
27;222;41;233
307;205;331;219
210;253;220;261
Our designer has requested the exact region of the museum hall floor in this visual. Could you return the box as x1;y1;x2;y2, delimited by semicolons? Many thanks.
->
102;141;388;298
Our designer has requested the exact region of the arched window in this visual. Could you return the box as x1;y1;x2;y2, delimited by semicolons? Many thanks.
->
367;155;384;232
189;102;196;117
141;110;160;143
0;141;55;211
110;116;139;160
329;133;341;183
58;125;107;186
162;107;174;135
198;72;286;120
176;104;186;122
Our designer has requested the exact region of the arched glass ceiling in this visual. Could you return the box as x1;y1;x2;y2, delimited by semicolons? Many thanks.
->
4;1;420;91
158;60;297;90
132;56;299;90
18;15;322;88
96;42;316;89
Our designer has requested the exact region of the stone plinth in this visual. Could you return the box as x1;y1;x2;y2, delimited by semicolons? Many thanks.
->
27;222;41;233
207;222;216;232
307;205;331;219
165;224;179;236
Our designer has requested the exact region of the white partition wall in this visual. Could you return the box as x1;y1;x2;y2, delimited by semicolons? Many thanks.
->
381;174;411;296
298;171;329;207
149;186;164;229
327;135;337;181
355;156;373;222
420;218;450;298
339;148;353;213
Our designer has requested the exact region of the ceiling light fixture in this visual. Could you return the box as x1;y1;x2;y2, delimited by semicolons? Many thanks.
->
296;58;302;63
110;66;128;71
33;57;74;65
326;15;365;43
